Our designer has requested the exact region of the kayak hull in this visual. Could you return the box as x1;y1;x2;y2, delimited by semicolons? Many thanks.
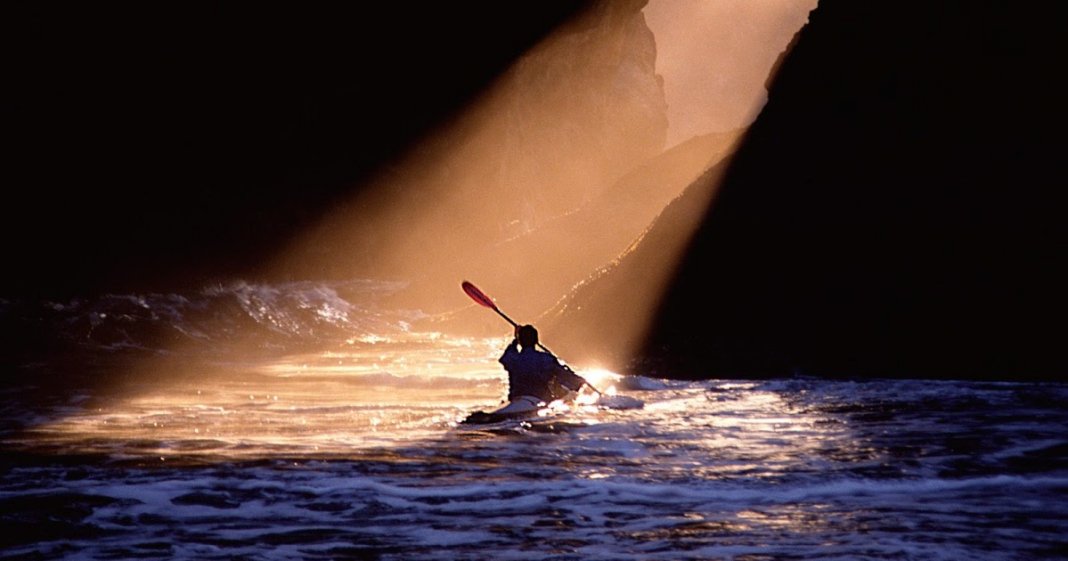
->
461;395;543;425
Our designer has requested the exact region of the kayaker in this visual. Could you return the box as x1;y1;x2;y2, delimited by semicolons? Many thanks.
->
499;324;587;406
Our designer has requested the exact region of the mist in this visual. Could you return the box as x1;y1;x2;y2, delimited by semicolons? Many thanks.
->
3;5;1064;558
265;0;816;363
1;0;819;402
645;0;818;145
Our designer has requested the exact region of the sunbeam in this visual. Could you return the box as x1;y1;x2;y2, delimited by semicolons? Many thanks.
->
14;0;818;448
5;3;1067;559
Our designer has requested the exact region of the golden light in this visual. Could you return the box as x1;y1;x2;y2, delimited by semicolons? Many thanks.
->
537;0;818;369
19;2;817;456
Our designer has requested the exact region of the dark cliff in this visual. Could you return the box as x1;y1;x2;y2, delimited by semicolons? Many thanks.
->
555;1;1068;380
282;0;675;321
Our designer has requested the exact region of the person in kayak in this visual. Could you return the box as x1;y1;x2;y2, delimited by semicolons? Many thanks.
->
499;324;587;407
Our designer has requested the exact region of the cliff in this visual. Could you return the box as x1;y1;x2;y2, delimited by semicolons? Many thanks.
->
294;0;679;319
551;1;1068;380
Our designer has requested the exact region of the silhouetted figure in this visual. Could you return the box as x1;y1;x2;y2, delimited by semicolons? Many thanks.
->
499;324;586;409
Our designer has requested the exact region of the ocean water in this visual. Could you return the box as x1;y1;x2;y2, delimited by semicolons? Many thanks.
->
1;282;1066;560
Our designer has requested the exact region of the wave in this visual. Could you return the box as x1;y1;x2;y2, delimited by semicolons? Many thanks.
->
335;473;1068;508
276;372;501;390
2;279;416;356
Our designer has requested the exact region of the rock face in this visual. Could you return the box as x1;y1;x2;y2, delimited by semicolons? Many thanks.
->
555;1;1068;380
542;157;731;367
294;0;677;318
472;130;740;322
488;0;669;223
413;0;668;245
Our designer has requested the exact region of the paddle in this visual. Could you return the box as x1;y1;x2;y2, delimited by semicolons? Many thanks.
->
461;280;604;396
462;280;520;329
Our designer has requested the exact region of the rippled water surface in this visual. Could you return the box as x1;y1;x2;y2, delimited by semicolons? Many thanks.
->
3;335;1066;560
1;284;1066;559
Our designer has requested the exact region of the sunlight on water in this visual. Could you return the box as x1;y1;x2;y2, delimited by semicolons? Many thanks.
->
4;351;1065;560
17;334;836;478
12;336;665;463
18;334;512;461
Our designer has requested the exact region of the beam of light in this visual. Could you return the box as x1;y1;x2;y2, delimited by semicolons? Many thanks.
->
540;0;818;370
645;0;819;147
265;3;680;327
18;2;817;460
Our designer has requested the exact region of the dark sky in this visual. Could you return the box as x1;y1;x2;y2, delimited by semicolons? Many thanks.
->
3;2;589;296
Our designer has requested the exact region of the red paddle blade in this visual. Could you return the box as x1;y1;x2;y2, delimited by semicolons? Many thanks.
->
462;281;497;309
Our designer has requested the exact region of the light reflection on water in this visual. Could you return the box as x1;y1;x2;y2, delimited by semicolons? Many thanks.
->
14;334;847;479
3;335;1066;560
16;335;510;460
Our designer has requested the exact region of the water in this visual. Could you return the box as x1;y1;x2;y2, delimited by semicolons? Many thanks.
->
1;282;1066;560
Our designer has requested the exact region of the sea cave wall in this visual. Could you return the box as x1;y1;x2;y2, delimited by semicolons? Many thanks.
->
552;1;1068;381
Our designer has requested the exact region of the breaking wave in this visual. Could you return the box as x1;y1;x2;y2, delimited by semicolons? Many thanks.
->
2;279;416;355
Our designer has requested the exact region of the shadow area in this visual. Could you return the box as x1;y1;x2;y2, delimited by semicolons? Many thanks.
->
1;0;598;435
634;1;1068;381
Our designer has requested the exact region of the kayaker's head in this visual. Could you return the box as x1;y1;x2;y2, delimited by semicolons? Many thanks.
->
517;324;539;349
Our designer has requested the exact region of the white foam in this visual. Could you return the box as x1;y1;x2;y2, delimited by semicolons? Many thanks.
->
595;394;644;410
616;375;675;391
6;359;1065;561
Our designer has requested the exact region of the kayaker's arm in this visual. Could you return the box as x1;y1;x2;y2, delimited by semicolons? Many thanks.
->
499;337;520;366
555;364;588;392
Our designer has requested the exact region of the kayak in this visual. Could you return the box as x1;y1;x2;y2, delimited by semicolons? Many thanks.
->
460;390;645;425
460;395;545;425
